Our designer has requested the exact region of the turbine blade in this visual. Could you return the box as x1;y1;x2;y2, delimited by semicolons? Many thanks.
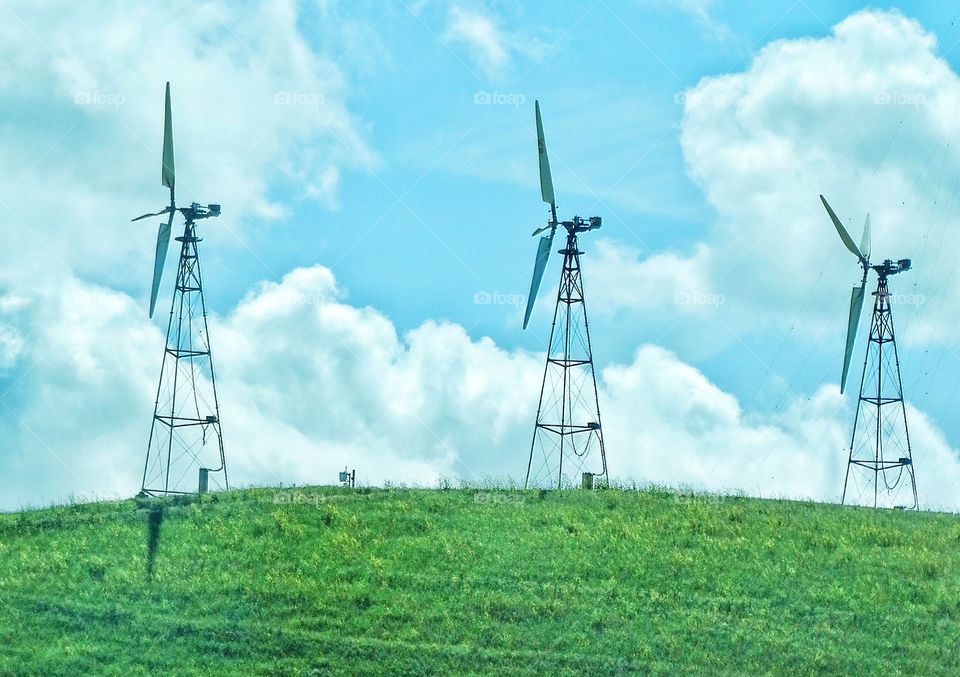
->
841;284;867;394
162;82;175;192
820;195;865;263
132;207;171;222
149;218;173;318
522;232;555;330
133;210;162;222
535;101;555;208
860;213;871;262
531;225;551;236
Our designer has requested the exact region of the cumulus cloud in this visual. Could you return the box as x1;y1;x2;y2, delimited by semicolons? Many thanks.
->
639;0;734;42
588;239;716;316
601;10;960;352
440;4;545;76
443;5;511;75
1;5;958;518
3;265;958;512
201;266;543;489
0;278;159;508
0;0;377;286
0;267;539;507
580;9;960;507
602;345;849;499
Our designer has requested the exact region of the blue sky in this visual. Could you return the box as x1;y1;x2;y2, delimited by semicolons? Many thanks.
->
3;0;960;510
282;0;960;428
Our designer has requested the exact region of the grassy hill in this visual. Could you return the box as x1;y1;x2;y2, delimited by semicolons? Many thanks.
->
1;485;958;675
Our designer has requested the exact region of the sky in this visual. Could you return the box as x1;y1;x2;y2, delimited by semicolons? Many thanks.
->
3;0;960;510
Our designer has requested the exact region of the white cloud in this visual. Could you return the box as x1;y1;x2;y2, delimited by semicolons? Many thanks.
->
679;10;960;342
442;5;512;76
602;345;850;499
588;239;716;316
0;278;159;508
639;0;734;42
0;0;378;287
0;5;958;518
3;265;958;512
594;10;960;359
214;266;542;488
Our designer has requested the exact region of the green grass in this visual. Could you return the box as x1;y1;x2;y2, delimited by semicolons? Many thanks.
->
1;486;959;675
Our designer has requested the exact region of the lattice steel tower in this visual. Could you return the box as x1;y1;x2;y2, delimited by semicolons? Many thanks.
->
843;269;917;509
522;102;607;489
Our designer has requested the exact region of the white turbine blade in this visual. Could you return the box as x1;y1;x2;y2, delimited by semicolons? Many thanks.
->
531;225;551;236
860;213;871;262
149;219;173;318
820;195;865;264
535;101;555;208
841;284;867;394
522;232;554;329
162;82;175;192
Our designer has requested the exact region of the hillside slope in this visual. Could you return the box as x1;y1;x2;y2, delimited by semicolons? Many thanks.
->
1;487;958;675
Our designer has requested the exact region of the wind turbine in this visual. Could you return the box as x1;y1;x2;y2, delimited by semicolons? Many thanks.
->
523;101;608;490
821;195;917;509
135;82;228;497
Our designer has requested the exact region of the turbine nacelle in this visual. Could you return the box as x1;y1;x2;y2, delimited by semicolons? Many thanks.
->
873;258;911;278
564;216;602;233
180;202;221;223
